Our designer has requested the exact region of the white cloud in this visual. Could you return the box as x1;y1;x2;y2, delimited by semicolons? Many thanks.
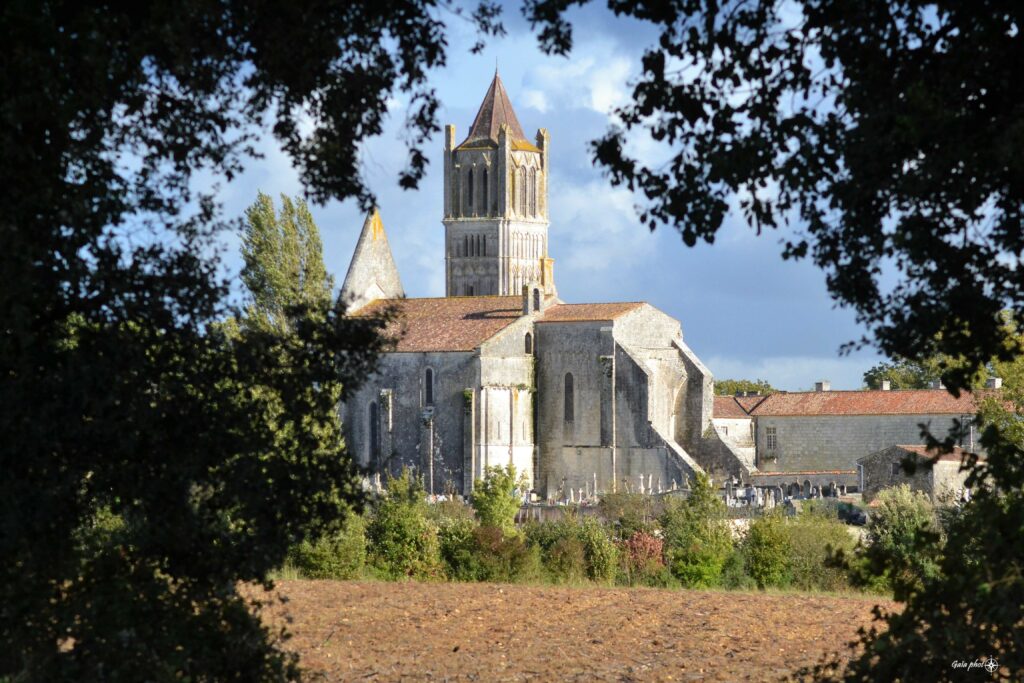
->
522;89;549;113
551;178;654;273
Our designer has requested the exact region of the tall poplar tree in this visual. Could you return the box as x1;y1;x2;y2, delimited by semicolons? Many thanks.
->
241;192;334;332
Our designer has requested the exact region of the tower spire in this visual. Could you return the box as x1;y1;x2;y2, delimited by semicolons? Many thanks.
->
340;208;404;312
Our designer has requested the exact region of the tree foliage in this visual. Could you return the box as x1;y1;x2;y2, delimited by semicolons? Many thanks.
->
241;192;334;333
0;0;505;677
660;472;733;588
471;464;525;535
714;378;776;396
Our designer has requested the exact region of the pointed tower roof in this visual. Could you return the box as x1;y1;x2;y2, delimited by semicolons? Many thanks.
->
456;72;539;152
340;209;404;313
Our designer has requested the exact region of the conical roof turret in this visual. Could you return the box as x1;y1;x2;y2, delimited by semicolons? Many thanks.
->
457;72;537;150
340;208;404;312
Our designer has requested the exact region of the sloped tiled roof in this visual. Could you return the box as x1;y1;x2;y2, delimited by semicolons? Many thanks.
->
456;73;538;151
354;296;523;352
714;394;769;418
750;389;979;416
891;445;977;462
538;302;645;323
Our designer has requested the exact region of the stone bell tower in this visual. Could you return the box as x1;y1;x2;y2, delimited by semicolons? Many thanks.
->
443;72;555;298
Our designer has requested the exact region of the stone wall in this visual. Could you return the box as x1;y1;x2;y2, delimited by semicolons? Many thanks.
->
859;446;974;502
343;350;477;493
756;413;966;473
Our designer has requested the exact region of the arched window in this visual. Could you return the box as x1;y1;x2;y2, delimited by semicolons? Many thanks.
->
564;373;574;422
482;235;486;256
464;234;469;257
467;167;474;215
467;284;474;296
529;168;537;215
525;332;533;354
533;289;541;311
510;168;517;213
369;401;379;464
425;368;434;405
519;167;528;215
482;167;489;215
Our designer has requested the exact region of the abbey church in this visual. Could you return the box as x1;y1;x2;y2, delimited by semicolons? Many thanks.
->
339;73;750;499
338;72;984;503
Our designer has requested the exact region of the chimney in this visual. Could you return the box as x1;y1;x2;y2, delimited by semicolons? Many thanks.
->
880;380;891;391
986;377;1003;389
815;380;831;392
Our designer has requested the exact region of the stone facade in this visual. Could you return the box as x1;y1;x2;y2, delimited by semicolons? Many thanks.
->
858;445;977;503
340;74;750;498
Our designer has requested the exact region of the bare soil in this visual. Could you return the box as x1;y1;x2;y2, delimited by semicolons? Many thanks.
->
259;580;894;682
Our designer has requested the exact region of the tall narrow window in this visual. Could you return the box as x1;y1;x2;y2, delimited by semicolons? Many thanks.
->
766;426;777;450
369;401;379;464
519;167;528;215
533;289;540;311
425;368;434;405
525;332;533;354
482;235;486;256
453;171;460;216
464;235;469;257
529;168;537;215
482;167;489;215
467;167;474;215
564;373;574;422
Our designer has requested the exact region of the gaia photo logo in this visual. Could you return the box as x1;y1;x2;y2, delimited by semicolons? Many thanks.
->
950;656;998;674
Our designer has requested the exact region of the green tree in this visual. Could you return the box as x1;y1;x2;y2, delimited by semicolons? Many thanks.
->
1;1;497;678
714;379;775;396
366;469;442;580
242;193;334;332
660;472;733;588
853;485;943;600
471;464;524;535
744;511;791;589
863;359;939;390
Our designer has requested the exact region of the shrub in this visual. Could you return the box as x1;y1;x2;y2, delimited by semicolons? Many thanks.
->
619;531;666;586
438;516;481;582
660;473;734;588
720;549;757;590
853;484;942;599
744;510;791;589
471;464;523;534
525;516;617;584
786;507;856;592
578;516;618;583
472;526;542;583
545;536;588;584
599;492;656;540
288;513;367;580
366;468;442;579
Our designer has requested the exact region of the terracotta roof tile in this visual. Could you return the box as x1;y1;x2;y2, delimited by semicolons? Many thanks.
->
714;394;770;417
354;296;522;352
538;302;644;323
749;389;980;416
892;445;978;462
714;396;754;418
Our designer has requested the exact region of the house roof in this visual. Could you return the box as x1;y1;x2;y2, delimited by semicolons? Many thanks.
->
353;296;523;352
538;302;645;323
714;394;769;418
748;389;979;417
860;445;977;463
456;73;539;152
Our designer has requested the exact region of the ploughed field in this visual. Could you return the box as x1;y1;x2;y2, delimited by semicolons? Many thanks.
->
259;580;893;681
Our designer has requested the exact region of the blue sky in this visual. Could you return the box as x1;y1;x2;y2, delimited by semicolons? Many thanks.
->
210;3;884;391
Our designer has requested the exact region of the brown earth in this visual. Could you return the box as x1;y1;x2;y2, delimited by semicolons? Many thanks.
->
257;580;895;682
